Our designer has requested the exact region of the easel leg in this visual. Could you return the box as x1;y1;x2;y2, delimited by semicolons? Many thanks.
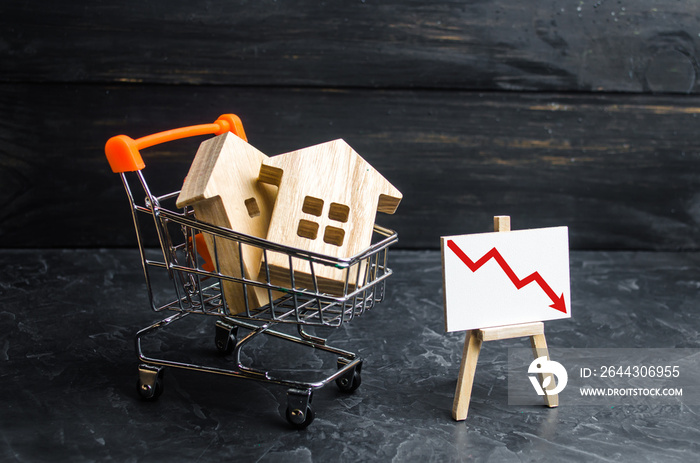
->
452;330;483;421
530;333;559;407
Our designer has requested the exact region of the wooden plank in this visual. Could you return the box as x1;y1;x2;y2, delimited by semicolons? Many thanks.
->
1;83;699;250
530;333;559;407
494;216;511;233
452;330;482;421
477;322;544;342
2;1;700;93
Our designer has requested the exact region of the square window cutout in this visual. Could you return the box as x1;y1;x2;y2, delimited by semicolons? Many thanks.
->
302;196;324;217
323;226;345;247
328;203;350;223
244;197;260;218
297;219;319;240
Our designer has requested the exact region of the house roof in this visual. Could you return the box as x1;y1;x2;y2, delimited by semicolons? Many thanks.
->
176;132;273;212
259;138;402;215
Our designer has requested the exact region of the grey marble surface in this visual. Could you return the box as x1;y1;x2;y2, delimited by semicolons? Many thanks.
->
1;249;699;462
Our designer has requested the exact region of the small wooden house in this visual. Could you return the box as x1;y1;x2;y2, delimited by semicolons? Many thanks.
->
258;139;402;293
176;132;277;314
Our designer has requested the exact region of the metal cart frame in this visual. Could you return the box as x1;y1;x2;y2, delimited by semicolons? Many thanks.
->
105;115;397;428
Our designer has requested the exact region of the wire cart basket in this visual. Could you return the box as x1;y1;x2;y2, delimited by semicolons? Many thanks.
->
104;115;398;428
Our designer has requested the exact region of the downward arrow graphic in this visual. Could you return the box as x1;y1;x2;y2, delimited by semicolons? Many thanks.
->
447;239;567;314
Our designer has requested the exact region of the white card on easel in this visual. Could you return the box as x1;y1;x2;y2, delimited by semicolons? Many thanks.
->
441;226;571;332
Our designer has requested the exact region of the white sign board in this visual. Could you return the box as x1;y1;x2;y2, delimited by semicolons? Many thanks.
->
441;226;571;332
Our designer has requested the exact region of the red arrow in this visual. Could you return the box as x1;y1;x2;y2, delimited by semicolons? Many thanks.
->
446;239;567;314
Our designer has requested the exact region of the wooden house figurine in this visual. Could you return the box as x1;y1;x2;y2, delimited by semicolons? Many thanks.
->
258;139;402;294
176;132;277;314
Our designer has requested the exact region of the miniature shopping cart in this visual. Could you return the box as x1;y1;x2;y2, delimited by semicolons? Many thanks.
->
104;115;397;429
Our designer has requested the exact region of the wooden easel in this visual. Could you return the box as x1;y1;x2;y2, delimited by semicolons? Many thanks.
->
452;216;558;421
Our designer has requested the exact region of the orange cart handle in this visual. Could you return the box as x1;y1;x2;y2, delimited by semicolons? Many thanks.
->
105;114;247;173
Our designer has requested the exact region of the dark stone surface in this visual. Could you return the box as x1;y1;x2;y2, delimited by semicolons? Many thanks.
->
1;249;699;461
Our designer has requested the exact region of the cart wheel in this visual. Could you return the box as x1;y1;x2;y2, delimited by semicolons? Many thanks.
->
137;374;164;401
336;369;362;393
336;359;362;393
286;404;315;430
215;323;238;355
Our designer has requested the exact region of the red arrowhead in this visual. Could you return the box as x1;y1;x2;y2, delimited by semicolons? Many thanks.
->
549;294;567;313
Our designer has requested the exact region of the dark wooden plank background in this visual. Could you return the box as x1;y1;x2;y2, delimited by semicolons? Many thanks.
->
1;1;699;250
